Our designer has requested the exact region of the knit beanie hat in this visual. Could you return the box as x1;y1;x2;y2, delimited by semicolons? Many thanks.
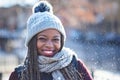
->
25;1;66;47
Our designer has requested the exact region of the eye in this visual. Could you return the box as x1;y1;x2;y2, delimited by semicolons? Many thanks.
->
53;38;60;42
37;37;47;42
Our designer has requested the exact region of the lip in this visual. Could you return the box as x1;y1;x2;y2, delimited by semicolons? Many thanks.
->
41;50;55;57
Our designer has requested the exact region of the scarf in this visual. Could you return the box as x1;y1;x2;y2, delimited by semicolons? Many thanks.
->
38;47;76;80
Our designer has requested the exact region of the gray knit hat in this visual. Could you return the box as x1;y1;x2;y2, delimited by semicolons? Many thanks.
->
25;1;66;46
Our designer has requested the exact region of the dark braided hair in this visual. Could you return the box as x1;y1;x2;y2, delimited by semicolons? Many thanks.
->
21;36;40;80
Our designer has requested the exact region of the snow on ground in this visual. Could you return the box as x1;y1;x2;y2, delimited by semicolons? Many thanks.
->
94;69;120;80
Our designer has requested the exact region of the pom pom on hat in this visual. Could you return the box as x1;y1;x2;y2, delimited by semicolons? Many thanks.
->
32;1;53;13
25;1;66;47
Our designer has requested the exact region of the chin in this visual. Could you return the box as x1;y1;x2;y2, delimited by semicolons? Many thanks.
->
45;54;55;57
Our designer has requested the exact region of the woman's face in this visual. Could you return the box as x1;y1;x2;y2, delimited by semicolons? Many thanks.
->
37;29;61;57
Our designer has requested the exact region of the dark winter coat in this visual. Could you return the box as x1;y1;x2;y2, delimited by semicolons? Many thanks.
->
9;56;93;80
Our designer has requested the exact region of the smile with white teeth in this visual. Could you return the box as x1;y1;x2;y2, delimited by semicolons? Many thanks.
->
43;51;53;54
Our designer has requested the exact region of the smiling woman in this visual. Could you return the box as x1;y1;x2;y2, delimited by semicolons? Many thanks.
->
9;1;93;80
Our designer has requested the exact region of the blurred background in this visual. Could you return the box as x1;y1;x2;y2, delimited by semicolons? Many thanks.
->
0;0;120;80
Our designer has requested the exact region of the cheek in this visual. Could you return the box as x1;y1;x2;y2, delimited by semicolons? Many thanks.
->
37;41;42;49
56;42;61;50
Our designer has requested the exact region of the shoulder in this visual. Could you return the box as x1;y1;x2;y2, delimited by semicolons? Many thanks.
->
15;65;25;73
76;58;93;80
77;59;87;69
9;65;25;80
71;55;87;70
9;71;18;80
71;55;88;70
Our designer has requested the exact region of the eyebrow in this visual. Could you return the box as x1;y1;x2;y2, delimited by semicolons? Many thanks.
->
37;34;61;38
53;36;61;38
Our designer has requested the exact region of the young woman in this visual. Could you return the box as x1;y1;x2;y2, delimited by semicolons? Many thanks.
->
9;1;93;80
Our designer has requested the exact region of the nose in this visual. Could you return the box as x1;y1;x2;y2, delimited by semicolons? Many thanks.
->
45;40;54;48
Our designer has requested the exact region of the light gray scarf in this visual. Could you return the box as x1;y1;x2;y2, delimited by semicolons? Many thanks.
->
38;47;76;80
